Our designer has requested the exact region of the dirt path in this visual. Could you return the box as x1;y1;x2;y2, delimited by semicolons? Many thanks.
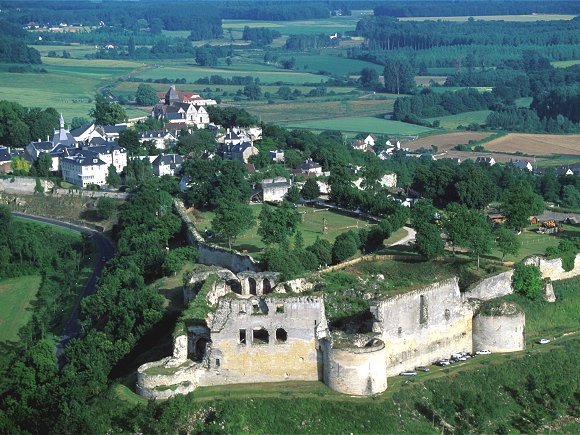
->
388;226;416;246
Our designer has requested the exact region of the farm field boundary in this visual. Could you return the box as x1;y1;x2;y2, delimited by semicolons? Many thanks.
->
483;133;580;156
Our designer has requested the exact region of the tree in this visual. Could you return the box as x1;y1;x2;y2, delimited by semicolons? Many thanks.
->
455;165;497;209
118;129;142;155
212;197;255;249
444;203;470;254
415;223;444;259
34;177;44;194
384;58;415;95
36;153;53;177
106;165;121;188
10;156;29;175
243;83;262;100
359;67;380;90
512;263;542;300
501;182;544;229
307;237;332;267
332;231;359;264
96;197;117;220
286;186;301;203
561;185;580;209
135;84;158;106
162;247;197;276
89;95;126;125
301;178;320;200
71;117;90;130
467;224;493;268
495;226;520;261
258;201;301;246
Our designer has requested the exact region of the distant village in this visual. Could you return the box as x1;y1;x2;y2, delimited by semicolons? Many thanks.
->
1;86;578;210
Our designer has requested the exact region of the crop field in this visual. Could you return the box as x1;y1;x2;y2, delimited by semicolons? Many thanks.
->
31;44;98;59
283;116;434;135
0;57;147;119
291;54;384;76
222;17;361;36
134;65;327;85
404;132;495;151
0;275;42;342
425;110;491;129
247;98;395;123
189;204;374;256
400;14;577;22
430;86;493;94
415;75;447;86
484;133;580;156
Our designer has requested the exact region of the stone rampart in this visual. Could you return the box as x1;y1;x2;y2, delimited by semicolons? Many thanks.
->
472;302;525;353
463;270;514;301
525;254;580;281
0;177;54;194
174;199;260;273
136;358;200;400
372;278;473;376
322;337;387;396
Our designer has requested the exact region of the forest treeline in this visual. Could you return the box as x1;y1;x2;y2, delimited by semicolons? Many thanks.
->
0;19;41;64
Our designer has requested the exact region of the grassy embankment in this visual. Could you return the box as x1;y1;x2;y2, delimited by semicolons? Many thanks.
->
0;275;42;342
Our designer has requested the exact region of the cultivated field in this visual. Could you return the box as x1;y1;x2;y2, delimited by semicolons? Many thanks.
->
415;75;447;86
0;57;148;120
425;110;491;129
291;54;384;76
484;133;580;156
400;14;577;22
283;116;434;135
248;98;395;123
552;60;580;68
189;204;374;256
0;275;41;342
402;132;494;151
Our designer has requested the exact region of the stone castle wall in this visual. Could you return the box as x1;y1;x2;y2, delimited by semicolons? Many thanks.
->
525;254;580;281
463;270;514;301
174;198;260;273
372;278;473;376
198;296;325;387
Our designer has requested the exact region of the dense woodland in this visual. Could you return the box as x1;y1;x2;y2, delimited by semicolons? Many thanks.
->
0;19;41;64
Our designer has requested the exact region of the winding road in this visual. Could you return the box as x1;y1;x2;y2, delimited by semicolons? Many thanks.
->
12;212;115;350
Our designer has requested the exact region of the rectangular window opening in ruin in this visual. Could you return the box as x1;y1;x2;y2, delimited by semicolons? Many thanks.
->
215;358;220;367
419;294;428;325
276;303;284;313
239;329;246;344
239;304;246;314
252;302;260;315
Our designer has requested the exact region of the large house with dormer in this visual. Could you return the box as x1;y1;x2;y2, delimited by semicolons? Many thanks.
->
61;150;108;187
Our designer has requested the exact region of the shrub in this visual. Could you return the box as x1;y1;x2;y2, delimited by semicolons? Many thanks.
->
512;263;542;300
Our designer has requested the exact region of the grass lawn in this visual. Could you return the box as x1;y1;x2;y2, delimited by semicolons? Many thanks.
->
425;110;491;129
0;275;42;342
515;97;533;108
189;204;375;256
429;86;493;94
283;116;434;135
222;17;361;36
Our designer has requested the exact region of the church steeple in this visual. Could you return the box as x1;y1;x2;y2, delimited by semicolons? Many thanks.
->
58;113;68;141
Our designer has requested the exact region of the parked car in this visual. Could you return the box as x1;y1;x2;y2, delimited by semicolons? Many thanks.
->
537;338;551;344
400;371;417;376
435;360;450;366
476;349;492;355
416;366;430;372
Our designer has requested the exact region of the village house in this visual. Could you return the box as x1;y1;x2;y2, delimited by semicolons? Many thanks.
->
269;149;285;163
139;131;177;150
300;159;323;175
26;114;77;172
152;153;183;177
71;122;104;144
364;134;376;147
61;150;108;187
0;147;25;174
351;139;367;151
513;159;533;172
262;177;291;202
78;142;127;174
101;124;127;142
475;156;496;166
156;85;217;106
230;142;259;164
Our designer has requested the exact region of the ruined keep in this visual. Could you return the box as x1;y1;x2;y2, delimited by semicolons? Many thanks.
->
137;254;574;399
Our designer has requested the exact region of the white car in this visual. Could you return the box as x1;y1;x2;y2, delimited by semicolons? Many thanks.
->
400;371;417;376
537;338;551;344
476;349;491;355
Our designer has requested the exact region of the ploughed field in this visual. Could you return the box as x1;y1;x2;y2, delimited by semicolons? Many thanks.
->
483;133;580;156
404;132;494;151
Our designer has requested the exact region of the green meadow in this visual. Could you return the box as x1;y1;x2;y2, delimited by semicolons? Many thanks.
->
0;275;42;342
290;54;384;76
0;57;148;120
551;59;580;68
189;204;375;256
283;116;435;135
425;110;491;129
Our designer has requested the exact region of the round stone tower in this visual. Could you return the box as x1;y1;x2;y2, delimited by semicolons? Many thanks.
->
472;300;525;353
322;334;387;396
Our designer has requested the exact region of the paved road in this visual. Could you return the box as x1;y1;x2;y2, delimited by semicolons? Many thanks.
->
390;226;417;246
12;212;115;348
